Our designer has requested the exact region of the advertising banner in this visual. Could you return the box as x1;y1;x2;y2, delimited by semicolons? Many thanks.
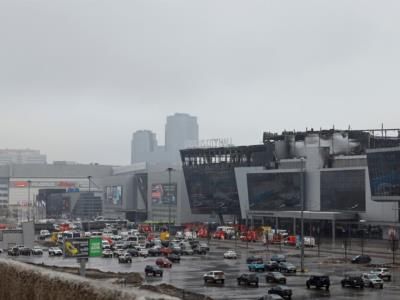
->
105;186;123;206
64;238;89;258
151;183;177;206
89;237;102;257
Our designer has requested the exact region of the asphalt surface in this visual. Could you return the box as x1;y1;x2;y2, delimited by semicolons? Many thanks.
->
3;240;400;300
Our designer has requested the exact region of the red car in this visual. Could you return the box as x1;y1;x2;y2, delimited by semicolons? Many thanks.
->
156;257;172;268
160;247;173;256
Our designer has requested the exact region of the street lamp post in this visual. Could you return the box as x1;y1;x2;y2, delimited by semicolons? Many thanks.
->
166;168;174;226
360;219;366;255
28;180;31;222
300;158;305;273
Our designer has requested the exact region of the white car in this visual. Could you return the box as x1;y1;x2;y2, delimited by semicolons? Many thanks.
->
370;268;391;281
362;273;384;288
224;250;237;259
48;247;63;256
138;247;148;257
39;230;51;239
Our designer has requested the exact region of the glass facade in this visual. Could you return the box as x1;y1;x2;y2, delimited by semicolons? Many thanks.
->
183;167;240;215
367;150;400;198
247;172;301;211
320;170;365;211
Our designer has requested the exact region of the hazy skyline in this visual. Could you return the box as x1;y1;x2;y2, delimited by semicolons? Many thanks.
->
1;1;400;165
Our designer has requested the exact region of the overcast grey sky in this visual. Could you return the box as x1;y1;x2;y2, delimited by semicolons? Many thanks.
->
1;0;399;165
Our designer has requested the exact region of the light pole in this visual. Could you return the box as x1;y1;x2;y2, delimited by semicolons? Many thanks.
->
300;158;305;273
87;176;92;232
359;219;366;255
166;168;174;227
28;180;31;222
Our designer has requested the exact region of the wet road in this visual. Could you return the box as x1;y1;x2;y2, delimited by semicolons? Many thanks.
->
3;241;400;300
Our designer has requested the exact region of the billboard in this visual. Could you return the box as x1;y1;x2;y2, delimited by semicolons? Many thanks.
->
105;186;123;206
64;237;102;258
247;172;301;211
151;183;177;206
64;238;89;258
89;237;102;257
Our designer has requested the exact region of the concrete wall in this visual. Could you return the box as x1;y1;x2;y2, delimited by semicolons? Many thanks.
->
0;259;178;300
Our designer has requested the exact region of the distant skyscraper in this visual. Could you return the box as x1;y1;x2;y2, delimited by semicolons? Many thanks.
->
165;113;199;154
131;130;158;164
0;149;47;165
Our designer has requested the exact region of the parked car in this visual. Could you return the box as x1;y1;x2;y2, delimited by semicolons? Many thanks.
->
19;247;32;256
193;245;207;255
265;261;280;271
138;247;149;257
156;257;172;268
39;230;51;240
247;256;263;264
268;286;292;300
248;262;265;272
148;246;161;257
198;242;210;251
224;250;237;259
271;254;286;263
8;247;19;256
203;271;225;284
48;247;63;256
266;272;287;284
370;268;391;281
361;273;384;289
118;253;132;263
341;273;364;288
160;247;173;256
145;265;163;277
31;246;43;255
237;273;259;287
181;247;194;255
278;262;296;274
102;249;113;258
351;255;371;264
113;249;125;258
126;248;139;257
306;275;330;290
167;253;181;263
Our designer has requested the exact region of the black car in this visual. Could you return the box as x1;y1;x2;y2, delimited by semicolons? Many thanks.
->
247;256;263;264
278;262;296;274
126;248;139;257
341;273;364;288
351;255;371;264
268;285;292;300
167;253;181;263
306;275;330;290
266;272;287;284
271;254;286;263
145;265;163;277
237;273;259;287
265;261;280;271
148;247;161;256
19;247;31;256
7;247;19;256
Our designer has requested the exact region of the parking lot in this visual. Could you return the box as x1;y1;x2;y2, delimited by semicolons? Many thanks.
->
3;238;400;300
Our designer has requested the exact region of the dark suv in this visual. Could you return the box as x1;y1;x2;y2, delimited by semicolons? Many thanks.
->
145;265;163;277
351;255;371;264
237;273;259;287
306;275;330;290
341;274;364;288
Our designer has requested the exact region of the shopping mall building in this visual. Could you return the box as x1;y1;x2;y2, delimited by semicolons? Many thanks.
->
180;128;400;242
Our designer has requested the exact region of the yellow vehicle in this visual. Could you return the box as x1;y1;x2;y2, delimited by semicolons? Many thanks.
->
160;231;170;241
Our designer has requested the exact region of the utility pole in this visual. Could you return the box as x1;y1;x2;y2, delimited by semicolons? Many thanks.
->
28;180;31;222
300;158;305;273
166;168;174;227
